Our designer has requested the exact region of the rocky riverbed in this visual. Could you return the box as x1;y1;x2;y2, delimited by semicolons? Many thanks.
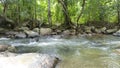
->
0;45;59;68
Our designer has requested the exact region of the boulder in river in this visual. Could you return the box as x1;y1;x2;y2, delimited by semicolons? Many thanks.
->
0;53;59;68
24;30;39;38
17;27;29;31
0;45;16;52
15;32;26;39
62;30;71;35
33;28;40;33
106;28;118;34
0;45;9;52
84;26;92;33
113;30;120;37
100;27;107;33
40;28;52;35
94;28;101;33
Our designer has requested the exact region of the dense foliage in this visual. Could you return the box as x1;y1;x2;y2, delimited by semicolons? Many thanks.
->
0;0;120;28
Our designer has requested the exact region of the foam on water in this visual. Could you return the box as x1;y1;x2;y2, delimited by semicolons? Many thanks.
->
0;37;10;40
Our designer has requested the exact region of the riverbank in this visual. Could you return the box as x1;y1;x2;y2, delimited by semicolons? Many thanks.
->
0;25;120;39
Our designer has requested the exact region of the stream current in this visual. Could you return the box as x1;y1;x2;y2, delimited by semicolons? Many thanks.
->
0;35;120;68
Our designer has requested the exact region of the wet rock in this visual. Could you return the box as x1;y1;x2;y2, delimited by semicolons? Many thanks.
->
84;26;92;33
62;30;71;35
100;27;107;33
17;27;29;31
33;28;40;33
56;30;62;33
94;29;101;33
5;31;18;36
7;46;17;52
15;32;26;39
40;28;52;35
106;28;118;34
51;32;57;35
24;30;39;38
113;30;120;36
0;45;9;52
0;53;59;68
0;45;16;52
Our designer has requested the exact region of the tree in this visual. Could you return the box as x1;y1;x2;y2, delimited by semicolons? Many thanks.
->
48;0;52;27
58;0;73;29
75;0;86;34
116;0;120;25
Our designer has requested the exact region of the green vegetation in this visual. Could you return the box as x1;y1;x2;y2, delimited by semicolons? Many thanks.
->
0;0;120;29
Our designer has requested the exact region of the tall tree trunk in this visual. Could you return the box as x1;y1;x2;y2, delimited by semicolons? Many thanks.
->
58;0;73;29
3;1;8;17
48;0;52;27
76;0;86;35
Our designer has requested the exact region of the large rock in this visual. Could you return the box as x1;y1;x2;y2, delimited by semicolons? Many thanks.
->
0;53;59;68
62;30;71;35
100;27;107;33
0;45;16;52
17;27;29;31
84;26;92;33
0;45;9;52
106;28;118;34
24;30;39;38
113;30;120;36
33;28;40;33
15;32;26;39
94;28;101;33
5;31;19;38
40;28;52;35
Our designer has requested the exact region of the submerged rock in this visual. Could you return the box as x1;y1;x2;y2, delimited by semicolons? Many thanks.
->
0;53;59;68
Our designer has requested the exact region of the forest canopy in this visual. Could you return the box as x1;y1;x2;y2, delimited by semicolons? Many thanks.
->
0;0;120;28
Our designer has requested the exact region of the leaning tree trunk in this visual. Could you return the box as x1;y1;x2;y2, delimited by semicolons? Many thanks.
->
58;0;73;29
3;1;8;17
75;0;86;35
48;0;52;27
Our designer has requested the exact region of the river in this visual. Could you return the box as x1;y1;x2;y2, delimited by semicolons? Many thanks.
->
0;35;120;68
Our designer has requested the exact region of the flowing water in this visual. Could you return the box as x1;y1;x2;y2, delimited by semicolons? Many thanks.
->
0;35;120;68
